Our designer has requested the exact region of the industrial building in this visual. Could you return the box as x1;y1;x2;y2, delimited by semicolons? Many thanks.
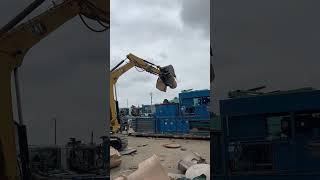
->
131;89;211;137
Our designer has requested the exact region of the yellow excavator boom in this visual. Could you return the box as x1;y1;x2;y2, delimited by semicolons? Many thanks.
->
0;1;109;179
110;53;177;133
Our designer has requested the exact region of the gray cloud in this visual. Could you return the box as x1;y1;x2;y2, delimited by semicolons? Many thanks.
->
111;0;210;108
212;0;320;112
180;0;210;37
1;1;108;145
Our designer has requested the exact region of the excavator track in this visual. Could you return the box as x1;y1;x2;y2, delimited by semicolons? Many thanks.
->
110;134;128;151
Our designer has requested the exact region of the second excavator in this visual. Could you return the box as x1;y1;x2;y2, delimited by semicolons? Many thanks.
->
110;53;177;151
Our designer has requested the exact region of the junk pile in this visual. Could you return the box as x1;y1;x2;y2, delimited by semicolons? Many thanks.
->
29;138;111;178
113;152;210;180
110;146;122;168
113;155;170;180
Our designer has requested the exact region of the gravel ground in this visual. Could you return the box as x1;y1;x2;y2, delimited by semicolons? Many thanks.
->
110;136;210;179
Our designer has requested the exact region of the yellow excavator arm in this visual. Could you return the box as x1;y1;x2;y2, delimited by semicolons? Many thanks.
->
110;53;177;133
0;1;109;179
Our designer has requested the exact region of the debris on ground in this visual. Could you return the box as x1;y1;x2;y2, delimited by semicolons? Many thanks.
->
177;152;207;173
117;155;170;180
192;174;208;180
120;148;137;155
167;173;186;180
185;164;210;180
129;166;138;170
110;136;210;178
128;128;135;135
137;143;148;147
180;147;187;151
114;175;128;180
163;143;181;148
110;146;122;169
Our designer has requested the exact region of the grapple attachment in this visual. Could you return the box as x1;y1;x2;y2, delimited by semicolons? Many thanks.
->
156;65;177;92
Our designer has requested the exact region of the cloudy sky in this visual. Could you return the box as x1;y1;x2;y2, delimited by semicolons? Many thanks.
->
1;0;209;146
1;0;108;145
110;0;210;108
2;0;320;146
212;0;320;112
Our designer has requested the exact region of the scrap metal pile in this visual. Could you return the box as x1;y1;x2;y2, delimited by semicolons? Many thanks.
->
29;138;110;178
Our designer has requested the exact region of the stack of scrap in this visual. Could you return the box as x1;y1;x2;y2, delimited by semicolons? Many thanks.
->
114;155;170;180
110;146;122;169
175;152;210;180
178;152;206;173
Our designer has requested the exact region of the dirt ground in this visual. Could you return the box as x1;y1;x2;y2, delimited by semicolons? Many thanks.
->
110;136;210;179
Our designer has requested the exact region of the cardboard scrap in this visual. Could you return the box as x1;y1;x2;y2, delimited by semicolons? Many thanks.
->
110;146;121;169
117;154;170;180
177;152;206;173
167;173;186;180
120;148;137;155
163;143;181;148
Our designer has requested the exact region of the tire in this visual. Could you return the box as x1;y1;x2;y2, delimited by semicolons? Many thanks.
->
110;134;128;151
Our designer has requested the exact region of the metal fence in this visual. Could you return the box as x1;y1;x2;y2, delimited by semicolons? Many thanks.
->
131;117;156;134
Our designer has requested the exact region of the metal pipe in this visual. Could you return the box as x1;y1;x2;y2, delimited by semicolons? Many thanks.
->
54;117;57;145
91;131;94;144
14;68;24;125
0;0;46;35
14;69;31;179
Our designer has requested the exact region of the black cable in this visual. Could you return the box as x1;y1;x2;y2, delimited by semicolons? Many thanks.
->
81;0;107;15
135;66;145;72
79;14;107;32
97;19;109;28
111;58;127;71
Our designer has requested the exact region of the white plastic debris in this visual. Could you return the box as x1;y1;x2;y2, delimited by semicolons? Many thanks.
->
185;164;210;180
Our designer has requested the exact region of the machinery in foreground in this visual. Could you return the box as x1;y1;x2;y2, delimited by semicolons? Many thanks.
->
0;0;108;179
212;87;320;180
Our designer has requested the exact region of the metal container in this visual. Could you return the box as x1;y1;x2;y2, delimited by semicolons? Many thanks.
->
156;117;191;134
29;146;62;172
156;117;177;134
155;103;179;117
176;118;190;133
132;117;156;133
160;118;173;133
179;89;210;107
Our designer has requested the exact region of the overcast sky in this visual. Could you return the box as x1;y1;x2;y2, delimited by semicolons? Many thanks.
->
1;0;209;146
2;0;320;146
212;0;320;112
1;0;108;145
110;0;210;108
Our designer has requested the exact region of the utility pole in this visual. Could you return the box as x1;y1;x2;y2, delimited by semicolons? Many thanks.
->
127;99;129;109
91;131;94;144
52;115;57;145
